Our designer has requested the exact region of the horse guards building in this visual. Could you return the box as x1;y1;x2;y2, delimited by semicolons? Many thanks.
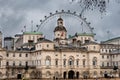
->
0;17;120;79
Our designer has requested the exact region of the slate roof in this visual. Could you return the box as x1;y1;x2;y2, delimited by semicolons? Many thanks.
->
23;31;43;35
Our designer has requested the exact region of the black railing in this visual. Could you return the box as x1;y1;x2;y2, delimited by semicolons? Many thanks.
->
6;65;36;69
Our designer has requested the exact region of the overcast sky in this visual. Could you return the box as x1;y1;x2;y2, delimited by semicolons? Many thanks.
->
0;0;120;42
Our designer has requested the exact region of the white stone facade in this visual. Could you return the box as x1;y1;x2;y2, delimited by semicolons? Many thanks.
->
0;18;119;79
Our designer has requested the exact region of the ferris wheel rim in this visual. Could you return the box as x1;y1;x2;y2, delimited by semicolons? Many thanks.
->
37;10;94;34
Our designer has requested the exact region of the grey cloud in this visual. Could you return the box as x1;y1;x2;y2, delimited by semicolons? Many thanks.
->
0;0;120;42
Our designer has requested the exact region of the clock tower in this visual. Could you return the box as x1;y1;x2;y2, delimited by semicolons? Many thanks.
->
54;17;67;45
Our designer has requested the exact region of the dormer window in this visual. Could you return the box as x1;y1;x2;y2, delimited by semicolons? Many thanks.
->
47;44;49;48
93;46;96;50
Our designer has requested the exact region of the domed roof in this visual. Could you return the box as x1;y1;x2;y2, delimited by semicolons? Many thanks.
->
57;17;63;21
54;26;67;32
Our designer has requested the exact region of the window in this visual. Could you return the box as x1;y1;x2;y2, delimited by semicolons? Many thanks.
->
107;62;109;66
116;55;118;57
76;60;79;66
107;55;109;59
113;62;115;66
19;61;22;66
6;53;9;57
39;60;41;65
102;49;104;52
93;57;97;66
63;59;66;66
12;69;14;75
45;56;51;66
83;60;86;67
13;54;15;57
115;62;118;66
68;58;74;66
113;55;114;58
93;71;97;76
33;36;35;40
83;55;85;57
26;61;28;66
55;59;58;66
109;49;111;52
46;71;51;77
93;46;96;50
47;44;49;48
102;55;104;59
19;53;22;57
58;34;60;36
106;49;107;53
102;62;104;67
13;61;15;66
29;36;31;40
32;61;34;65
6;61;9;66
26;54;28;57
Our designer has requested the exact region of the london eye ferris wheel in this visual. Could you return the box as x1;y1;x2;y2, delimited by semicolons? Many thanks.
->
36;10;95;39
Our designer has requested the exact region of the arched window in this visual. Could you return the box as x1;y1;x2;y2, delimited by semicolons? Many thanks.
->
93;57;97;66
93;71;97;76
63;59;66;66
55;59;58;66
19;61;22;66
0;72;2;77
46;71;51;77
55;72;59;78
45;56;51;66
76;59;79;66
68;57;74;66
13;61;15;66
83;59;86;67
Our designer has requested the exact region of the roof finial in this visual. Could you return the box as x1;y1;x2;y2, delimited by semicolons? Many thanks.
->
59;14;61;18
31;20;33;32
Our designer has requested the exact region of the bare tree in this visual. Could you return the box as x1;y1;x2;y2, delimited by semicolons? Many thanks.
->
69;0;119;15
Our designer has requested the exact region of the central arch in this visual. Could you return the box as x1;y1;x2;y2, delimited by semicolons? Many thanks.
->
68;70;75;79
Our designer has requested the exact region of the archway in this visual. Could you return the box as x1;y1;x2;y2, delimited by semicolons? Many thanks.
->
83;71;88;79
36;71;42;79
104;71;108;78
68;70;75;79
63;72;66;79
0;72;2;78
17;73;22;79
54;72;59;79
30;71;36;79
76;72;79;79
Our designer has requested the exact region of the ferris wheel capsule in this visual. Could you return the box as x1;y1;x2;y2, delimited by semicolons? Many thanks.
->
56;10;58;13
40;20;42;22
68;10;70;13
62;10;64;12
44;16;47;19
73;11;76;14
50;12;52;15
